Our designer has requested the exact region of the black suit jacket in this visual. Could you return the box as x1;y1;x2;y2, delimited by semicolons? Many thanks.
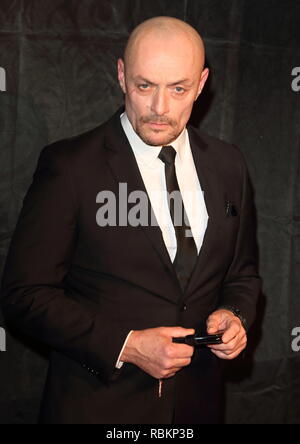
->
1;108;261;424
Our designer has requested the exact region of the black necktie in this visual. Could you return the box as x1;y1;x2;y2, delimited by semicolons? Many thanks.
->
158;146;198;291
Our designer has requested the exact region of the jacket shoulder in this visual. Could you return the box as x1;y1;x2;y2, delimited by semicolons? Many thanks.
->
39;107;124;168
40;123;106;164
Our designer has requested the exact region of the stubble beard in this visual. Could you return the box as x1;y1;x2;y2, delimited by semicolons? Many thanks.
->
135;115;181;147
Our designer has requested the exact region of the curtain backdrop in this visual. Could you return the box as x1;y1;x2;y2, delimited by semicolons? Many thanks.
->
0;0;299;424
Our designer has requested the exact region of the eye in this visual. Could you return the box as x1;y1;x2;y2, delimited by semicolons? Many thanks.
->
174;86;185;94
138;84;149;90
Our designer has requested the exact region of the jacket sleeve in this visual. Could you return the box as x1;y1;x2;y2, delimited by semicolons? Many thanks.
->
218;151;262;330
0;145;129;383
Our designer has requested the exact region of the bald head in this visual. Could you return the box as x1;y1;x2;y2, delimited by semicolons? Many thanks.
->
124;17;205;71
118;16;209;146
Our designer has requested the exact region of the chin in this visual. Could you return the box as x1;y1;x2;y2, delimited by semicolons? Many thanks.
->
139;129;179;147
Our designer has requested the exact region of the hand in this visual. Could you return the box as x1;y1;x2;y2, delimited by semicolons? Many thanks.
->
120;326;195;379
206;309;247;360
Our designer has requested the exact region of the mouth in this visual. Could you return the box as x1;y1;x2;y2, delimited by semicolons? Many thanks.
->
147;122;170;130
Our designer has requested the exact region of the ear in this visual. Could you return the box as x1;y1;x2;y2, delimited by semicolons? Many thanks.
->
195;68;209;100
117;58;126;94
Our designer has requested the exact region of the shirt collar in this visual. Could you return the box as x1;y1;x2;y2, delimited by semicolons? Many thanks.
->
120;112;187;168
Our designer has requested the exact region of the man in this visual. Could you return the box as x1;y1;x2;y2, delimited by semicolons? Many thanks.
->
1;17;261;424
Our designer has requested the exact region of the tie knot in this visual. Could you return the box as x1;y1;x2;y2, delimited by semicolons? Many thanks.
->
158;146;177;165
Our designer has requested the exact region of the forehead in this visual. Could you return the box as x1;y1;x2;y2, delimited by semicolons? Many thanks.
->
127;32;201;81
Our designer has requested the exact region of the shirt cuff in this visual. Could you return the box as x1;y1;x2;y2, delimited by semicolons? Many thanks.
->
115;330;134;369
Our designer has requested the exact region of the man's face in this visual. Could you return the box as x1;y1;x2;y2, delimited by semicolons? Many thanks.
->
118;33;209;146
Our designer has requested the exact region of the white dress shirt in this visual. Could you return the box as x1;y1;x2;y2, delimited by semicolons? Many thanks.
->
115;112;209;368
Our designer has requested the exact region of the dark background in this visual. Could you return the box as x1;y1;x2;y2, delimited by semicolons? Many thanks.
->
0;0;300;424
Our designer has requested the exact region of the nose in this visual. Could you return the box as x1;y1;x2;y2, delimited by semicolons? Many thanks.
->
150;87;170;116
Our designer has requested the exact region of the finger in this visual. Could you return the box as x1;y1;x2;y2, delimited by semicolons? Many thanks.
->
171;327;195;338
209;334;247;355
171;343;195;358
222;320;243;344
210;343;246;360
212;346;246;360
208;331;246;352
164;371;177;379
164;345;194;363
210;335;247;356
206;316;220;334
161;366;184;379
166;359;191;374
166;357;192;369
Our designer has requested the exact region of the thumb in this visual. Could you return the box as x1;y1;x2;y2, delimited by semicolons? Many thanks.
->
207;318;219;334
171;327;195;338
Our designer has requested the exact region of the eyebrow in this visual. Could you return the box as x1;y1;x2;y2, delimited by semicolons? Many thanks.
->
134;76;193;87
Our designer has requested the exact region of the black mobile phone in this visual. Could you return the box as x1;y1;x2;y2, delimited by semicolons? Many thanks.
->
173;333;223;346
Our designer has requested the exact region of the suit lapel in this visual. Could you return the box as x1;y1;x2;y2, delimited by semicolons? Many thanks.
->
182;127;223;298
103;109;178;287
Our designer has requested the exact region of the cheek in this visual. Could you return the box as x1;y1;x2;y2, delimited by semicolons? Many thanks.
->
127;92;150;116
176;100;195;125
125;93;149;130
